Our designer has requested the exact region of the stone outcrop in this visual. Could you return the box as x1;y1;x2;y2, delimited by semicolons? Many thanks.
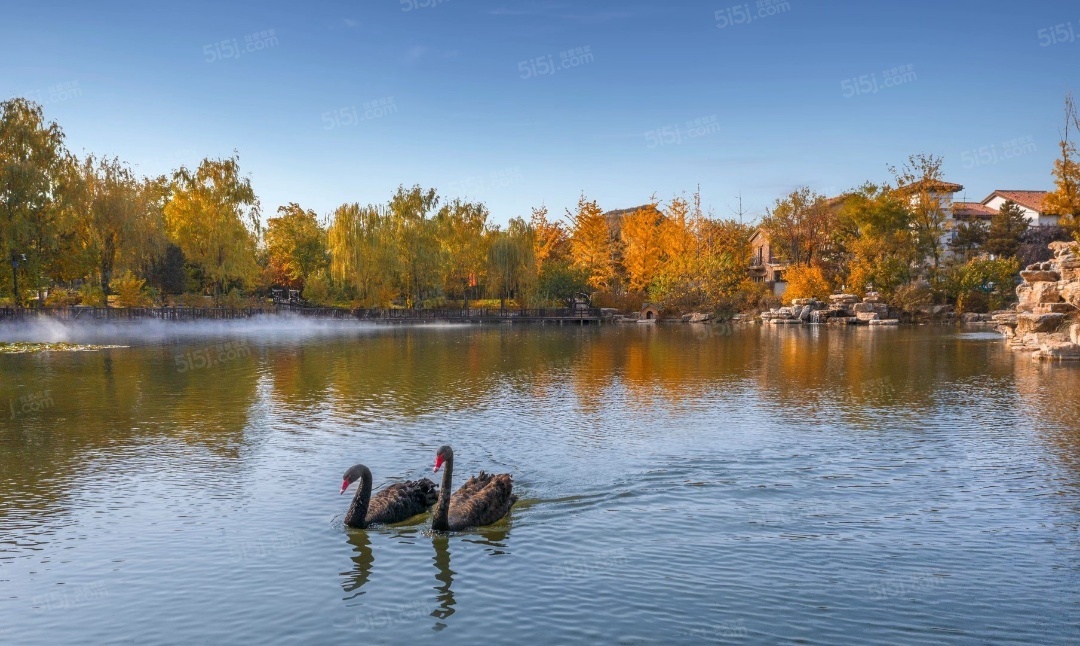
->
760;293;897;326
996;240;1080;360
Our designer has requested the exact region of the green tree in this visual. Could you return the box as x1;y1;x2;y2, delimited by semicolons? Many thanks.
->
939;256;1019;312
486;218;536;309
265;202;328;290
0;98;70;304
327;202;393;306
164;156;261;294
836;183;920;296
435;198;489;306
386;185;440;307
949;221;988;260
537;259;590;307
984;200;1028;260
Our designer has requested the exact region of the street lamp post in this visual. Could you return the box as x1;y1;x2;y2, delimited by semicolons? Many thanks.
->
10;252;26;308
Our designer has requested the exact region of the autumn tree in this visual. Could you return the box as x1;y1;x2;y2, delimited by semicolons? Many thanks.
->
265;202;328;290
327;202;393;306
435;198;489;306
984;200;1028;260
386;185;440;308
837;183;919;296
620;203;665;291
1045;93;1080;240
0;98;70;304
76;156;167;302
890;153;949;266
759;187;831;267
164;156;261;294
782;265;832;304
567;195;616;291
530;205;570;272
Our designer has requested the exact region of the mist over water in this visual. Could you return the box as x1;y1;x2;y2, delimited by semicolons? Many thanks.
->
0;315;457;345
1;324;1078;644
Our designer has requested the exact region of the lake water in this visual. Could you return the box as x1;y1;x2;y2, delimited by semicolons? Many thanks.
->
1;320;1078;644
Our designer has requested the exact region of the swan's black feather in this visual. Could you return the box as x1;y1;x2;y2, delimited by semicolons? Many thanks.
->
365;478;438;526
446;472;515;531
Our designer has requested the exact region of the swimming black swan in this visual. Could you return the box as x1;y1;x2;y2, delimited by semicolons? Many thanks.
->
430;445;517;532
341;464;438;528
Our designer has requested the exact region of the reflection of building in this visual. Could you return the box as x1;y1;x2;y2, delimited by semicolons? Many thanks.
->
748;229;787;295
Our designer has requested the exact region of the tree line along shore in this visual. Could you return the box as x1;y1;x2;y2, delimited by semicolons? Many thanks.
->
1;95;1079;319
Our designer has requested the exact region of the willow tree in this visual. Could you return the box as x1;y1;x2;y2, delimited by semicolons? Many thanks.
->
0;98;70;304
487;218;536;309
76;156;167;302
164;156;261;294
387;185;440;308
327;202;391;306
434;198;489;306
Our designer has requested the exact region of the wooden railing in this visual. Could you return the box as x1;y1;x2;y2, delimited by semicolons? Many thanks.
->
0;306;603;323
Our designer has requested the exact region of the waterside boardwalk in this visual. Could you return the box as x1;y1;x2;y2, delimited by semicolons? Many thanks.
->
0;306;604;325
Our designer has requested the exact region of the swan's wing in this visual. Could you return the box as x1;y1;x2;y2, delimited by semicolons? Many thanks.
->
366;479;438;525
448;471;491;506
448;473;515;529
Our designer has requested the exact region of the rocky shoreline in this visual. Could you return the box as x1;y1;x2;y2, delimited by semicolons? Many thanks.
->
995;240;1080;360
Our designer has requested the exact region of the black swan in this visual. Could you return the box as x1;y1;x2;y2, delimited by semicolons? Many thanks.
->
340;464;438;528
430;445;517;532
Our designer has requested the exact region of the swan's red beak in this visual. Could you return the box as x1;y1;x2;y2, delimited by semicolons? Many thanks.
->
340;479;350;495
433;454;445;473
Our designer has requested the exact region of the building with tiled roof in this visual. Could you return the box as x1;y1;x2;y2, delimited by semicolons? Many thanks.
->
980;190;1058;226
951;201;996;221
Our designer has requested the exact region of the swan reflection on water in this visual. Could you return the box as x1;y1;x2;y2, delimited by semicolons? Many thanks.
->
430;534;455;631
337;521;513;633
341;529;373;599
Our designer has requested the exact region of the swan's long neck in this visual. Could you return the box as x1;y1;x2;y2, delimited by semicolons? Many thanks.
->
344;466;373;529
432;451;454;532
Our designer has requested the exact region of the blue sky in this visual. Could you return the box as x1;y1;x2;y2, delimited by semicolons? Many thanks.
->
2;0;1076;225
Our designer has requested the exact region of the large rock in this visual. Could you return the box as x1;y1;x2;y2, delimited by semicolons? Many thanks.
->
868;319;899;326
1016;312;1066;334
1020;269;1061;282
1062;282;1080;308
855;311;879;322
1035;302;1076;314
1049;241;1080;256
688;312;712;323
852;302;874;313
1035;341;1080;360
1017;281;1063;310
